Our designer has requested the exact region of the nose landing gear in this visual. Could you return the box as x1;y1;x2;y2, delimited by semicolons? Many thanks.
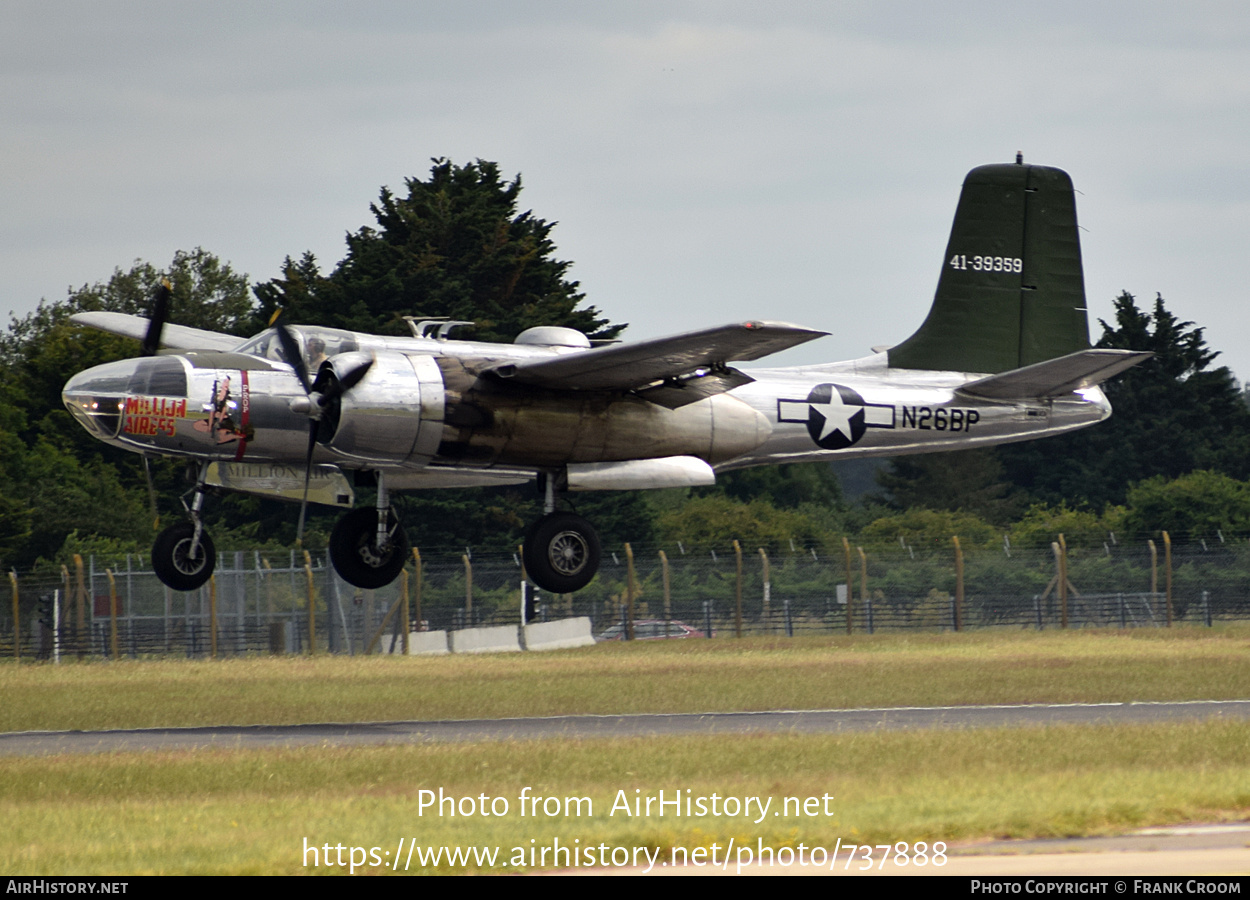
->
151;465;216;591
151;520;216;591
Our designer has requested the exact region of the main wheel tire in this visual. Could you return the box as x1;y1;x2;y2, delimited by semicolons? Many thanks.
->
329;507;409;589
152;521;216;591
523;512;601;594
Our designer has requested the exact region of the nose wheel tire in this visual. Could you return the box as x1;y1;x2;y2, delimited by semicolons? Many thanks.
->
523;512;601;594
152;521;216;591
329;507;409;589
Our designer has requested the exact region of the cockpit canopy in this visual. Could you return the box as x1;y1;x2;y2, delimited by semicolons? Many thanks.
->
233;327;361;371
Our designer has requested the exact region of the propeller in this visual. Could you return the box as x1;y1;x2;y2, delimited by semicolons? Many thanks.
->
140;280;173;357
270;313;373;543
138;281;172;529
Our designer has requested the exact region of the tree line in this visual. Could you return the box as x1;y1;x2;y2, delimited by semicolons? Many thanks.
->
3;158;1250;574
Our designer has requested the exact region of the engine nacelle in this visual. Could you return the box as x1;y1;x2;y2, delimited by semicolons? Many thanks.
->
319;351;445;467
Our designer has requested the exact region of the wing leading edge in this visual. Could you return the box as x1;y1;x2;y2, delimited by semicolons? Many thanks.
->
69;311;244;353
486;320;827;408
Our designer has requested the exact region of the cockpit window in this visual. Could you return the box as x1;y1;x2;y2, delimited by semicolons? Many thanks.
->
234;330;289;363
234;327;361;371
125;358;188;397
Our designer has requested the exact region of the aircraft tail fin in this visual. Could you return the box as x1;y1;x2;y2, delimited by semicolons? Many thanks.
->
888;161;1090;374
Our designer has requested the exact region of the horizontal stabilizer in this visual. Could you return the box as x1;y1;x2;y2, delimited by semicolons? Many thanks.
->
957;349;1152;401
70;312;244;353
488;321;827;395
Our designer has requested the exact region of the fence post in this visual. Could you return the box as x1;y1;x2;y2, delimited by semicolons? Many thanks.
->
1061;533;1070;629
209;574;218;659
783;597;793;637
624;543;636;641
462;554;473;625
843;537;853;635
366;580;406;655
702;599;713;638
412;548;423;635
1203;589;1211;627
61;566;72;652
1148;539;1158;613
304;550;316;655
952;535;964;632
401;567;410;655
74;554;87;659
105;569;120;660
1163;531;1173;627
858;547;871;634
518;543;528;627
733;540;743;638
9;570;18;662
125;554;134;644
659;550;671;635
759;548;771;633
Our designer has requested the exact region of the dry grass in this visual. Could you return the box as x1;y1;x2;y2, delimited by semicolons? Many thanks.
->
4;626;1248;874
2;626;1248;733
4;721;1249;874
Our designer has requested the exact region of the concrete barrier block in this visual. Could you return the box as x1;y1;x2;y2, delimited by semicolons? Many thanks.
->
521;617;596;651
405;630;450;656
448;624;522;654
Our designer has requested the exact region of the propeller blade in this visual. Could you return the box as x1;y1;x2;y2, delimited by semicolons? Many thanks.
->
273;321;313;394
294;421;319;546
140;280;172;357
293;357;373;544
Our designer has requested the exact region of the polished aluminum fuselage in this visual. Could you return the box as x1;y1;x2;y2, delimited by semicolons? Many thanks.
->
62;329;1110;486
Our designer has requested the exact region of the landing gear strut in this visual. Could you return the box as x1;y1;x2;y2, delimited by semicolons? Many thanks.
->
151;465;215;591
329;474;409;589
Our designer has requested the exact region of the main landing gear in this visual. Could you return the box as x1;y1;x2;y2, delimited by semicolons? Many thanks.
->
520;473;602;594
148;467;598;596
523;512;601;594
328;475;409;590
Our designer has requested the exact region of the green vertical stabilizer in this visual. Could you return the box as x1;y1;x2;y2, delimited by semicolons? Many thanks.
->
888;162;1090;374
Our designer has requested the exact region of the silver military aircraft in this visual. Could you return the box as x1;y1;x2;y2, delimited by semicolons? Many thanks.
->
63;159;1149;594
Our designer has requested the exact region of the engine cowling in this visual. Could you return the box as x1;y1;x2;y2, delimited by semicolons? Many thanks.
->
317;351;445;467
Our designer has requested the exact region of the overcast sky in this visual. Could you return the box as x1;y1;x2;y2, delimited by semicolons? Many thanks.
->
4;1;1249;380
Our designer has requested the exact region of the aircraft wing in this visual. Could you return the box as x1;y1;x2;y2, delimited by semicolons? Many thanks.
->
70;311;245;353
957;348;1152;401
487;321;827;406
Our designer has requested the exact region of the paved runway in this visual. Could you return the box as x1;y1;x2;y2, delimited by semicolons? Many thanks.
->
3;699;1248;756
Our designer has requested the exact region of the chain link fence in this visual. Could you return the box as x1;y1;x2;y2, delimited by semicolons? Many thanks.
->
2;535;1247;659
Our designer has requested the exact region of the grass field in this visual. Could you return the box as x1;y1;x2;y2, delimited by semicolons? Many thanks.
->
3;627;1249;732
3;626;1249;874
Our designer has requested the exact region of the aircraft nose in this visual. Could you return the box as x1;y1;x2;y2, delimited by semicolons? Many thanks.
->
63;360;135;439
63;356;191;442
